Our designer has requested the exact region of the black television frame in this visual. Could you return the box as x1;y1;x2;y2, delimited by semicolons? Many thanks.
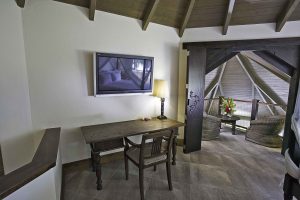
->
93;52;154;96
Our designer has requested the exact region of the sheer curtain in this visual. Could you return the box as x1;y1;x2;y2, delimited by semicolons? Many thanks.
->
285;79;300;180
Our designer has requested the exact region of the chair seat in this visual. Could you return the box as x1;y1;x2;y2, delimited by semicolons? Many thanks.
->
126;143;167;166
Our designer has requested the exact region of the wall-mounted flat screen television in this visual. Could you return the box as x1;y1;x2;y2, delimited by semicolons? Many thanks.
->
94;52;154;95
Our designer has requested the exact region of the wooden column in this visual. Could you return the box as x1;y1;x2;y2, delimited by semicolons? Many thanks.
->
184;46;206;153
282;49;300;199
282;68;300;154
251;99;259;121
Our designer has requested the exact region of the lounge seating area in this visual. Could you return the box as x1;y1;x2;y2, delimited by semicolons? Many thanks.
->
202;96;286;149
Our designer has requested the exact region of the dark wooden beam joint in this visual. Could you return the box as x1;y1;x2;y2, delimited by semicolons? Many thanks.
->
276;0;300;32
179;0;195;37
142;0;160;31
89;0;96;21
206;49;238;74
15;0;25;8
223;0;236;35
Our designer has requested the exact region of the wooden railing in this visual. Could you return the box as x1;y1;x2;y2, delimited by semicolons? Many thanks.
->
205;96;284;116
0;128;61;199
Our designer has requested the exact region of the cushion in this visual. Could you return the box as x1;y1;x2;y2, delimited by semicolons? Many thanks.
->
99;72;112;85
111;70;121;81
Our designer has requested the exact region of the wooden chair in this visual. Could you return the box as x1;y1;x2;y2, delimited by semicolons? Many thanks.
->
246;115;285;148
202;113;221;140
124;130;174;200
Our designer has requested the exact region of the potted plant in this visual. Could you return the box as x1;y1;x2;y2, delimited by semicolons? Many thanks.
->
221;97;236;117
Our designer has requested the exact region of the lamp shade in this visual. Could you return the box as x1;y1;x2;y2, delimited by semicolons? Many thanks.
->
153;79;167;98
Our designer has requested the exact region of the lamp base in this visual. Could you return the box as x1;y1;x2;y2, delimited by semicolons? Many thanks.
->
157;115;167;120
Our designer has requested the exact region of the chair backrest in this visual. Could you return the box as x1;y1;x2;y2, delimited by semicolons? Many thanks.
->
139;129;174;165
203;113;221;130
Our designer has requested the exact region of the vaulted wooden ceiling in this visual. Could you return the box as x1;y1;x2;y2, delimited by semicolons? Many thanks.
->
17;0;300;37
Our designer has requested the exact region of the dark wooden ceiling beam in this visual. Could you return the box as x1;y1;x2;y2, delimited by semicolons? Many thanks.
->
89;0;96;21
223;0;236;35
179;0;195;37
276;0;300;32
142;0;160;31
15;0;25;8
253;50;294;76
207;63;226;113
237;54;287;111
241;51;290;83
183;37;300;50
206;50;238;74
260;89;278;115
204;63;226;97
205;79;218;98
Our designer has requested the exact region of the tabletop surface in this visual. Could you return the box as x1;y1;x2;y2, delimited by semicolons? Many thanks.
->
81;118;185;144
217;115;240;121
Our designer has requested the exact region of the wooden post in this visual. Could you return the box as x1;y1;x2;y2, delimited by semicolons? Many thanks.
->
218;96;224;115
251;99;259;121
184;46;206;153
282;67;300;199
282;68;300;154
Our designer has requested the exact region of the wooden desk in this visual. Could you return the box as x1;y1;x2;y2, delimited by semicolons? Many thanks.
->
81;119;184;190
217;115;240;135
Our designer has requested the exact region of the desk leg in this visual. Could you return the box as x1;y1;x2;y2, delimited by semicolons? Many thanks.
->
91;151;96;172
95;153;102;190
172;135;177;166
232;122;236;135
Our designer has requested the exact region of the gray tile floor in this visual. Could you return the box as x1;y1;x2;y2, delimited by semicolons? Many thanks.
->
63;131;285;200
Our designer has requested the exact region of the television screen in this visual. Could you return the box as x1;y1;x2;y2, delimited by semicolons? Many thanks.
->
94;53;154;95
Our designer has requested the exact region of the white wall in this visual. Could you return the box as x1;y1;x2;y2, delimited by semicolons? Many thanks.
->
22;0;180;164
0;0;34;173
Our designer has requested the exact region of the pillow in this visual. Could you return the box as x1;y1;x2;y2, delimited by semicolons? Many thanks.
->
111;70;121;81
99;72;112;85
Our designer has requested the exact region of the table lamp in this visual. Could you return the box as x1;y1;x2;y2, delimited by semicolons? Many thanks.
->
153;79;167;120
